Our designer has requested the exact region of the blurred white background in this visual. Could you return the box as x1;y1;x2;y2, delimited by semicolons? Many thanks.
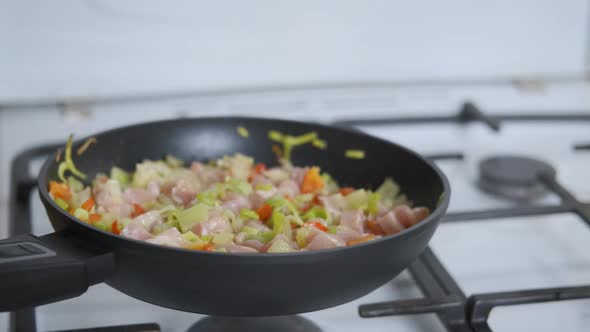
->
1;0;588;101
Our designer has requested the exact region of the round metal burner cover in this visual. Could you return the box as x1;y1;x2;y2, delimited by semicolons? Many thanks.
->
187;316;322;332
479;156;556;186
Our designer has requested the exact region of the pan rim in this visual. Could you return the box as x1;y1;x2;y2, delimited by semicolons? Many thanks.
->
38;116;451;259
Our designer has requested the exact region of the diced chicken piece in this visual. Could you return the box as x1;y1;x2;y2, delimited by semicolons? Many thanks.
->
412;207;430;223
290;167;309;186
191;162;227;186
305;232;345;251
264;168;289;184
193;216;233;236
339;209;366;233
393;205;415;228
146;228;184;247
335;225;364;242
94;179;132;218
319;194;347;221
241;239;266;251
124;181;160;205
224;154;254;181
132;210;163;231
121;222;154;241
250;174;273;188
392;205;429;228
233;232;248;244
71;187;91;208
295;223;323;247
376;210;405;235
263;234;299;252
245;220;272;232
132;160;172;187
250;188;277;209
222;192;251;214
277;179;300;198
224;244;258;253
171;178;199;206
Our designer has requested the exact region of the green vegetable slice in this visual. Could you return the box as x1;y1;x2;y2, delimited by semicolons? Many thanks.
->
302;206;328;222
54;198;69;210
255;184;273;191
240;208;259;220
66;176;84;192
377;177;401;208
345;149;365;159
295;226;312;248
165;155;184;168
268;130;319;160
345;189;369;209
237;126;250;138
267;238;295;253
178;204;209;232
58;134;87;181
367;192;381;214
242;226;261;237
226;178;252;195
212;232;235;245
110;166;130;184
181;231;199;242
73;207;89;221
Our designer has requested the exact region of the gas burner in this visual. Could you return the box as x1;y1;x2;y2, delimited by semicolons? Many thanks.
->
478;155;556;200
186;316;322;332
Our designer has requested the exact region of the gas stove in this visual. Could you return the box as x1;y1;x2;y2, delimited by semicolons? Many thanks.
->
1;81;590;331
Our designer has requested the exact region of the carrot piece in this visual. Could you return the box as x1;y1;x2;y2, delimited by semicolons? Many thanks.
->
366;220;384;235
339;187;355;196
49;181;71;201
346;234;376;246
301;167;324;194
256;203;273;222
312;194;322;205
88;213;101;224
81;197;95;211
306;221;328;232
132;203;146;218
185;243;214;251
202;244;215;251
248;163;267;182
111;220;121;235
254;163;267;174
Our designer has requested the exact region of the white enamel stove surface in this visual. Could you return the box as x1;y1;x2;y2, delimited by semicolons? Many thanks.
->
1;81;590;331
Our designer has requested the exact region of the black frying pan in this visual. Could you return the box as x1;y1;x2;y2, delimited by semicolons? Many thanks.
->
0;117;450;315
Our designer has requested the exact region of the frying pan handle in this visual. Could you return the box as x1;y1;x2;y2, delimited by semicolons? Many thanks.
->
0;231;115;312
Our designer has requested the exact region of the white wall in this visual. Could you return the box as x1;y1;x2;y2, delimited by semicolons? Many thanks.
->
0;0;588;101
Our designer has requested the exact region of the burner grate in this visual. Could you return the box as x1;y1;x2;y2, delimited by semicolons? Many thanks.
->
353;104;590;332
7;102;590;331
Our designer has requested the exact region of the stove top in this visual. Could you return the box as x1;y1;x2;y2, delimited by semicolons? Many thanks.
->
2;94;590;331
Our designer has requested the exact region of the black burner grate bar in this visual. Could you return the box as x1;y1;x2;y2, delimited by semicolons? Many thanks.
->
333;112;590;129
539;173;590;227
360;248;471;332
425;153;465;161
572;143;590;151
443;205;571;222
457;102;501;132
468;285;590;332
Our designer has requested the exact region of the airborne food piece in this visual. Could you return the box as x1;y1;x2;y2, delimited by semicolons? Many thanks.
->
49;136;429;253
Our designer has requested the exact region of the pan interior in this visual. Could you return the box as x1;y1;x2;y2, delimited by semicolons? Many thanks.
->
42;117;446;212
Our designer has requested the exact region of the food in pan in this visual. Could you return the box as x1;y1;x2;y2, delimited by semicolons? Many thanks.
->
49;133;429;253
